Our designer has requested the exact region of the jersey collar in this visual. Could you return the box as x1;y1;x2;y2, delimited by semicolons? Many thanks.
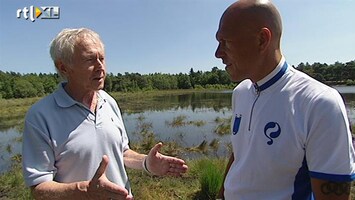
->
254;57;288;92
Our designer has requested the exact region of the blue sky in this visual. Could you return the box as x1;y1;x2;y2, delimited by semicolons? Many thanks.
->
0;0;354;75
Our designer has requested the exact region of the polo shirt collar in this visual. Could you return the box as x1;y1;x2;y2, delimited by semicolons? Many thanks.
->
54;82;108;109
96;90;107;106
54;82;77;108
254;56;288;92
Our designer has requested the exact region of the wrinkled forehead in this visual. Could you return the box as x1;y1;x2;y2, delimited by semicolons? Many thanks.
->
74;36;105;56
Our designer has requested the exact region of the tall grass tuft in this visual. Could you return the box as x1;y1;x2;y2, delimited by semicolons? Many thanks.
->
214;116;231;136
0;155;32;199
192;158;226;200
166;115;187;127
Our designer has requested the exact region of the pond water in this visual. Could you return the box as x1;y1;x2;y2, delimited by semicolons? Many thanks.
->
1;86;355;173
0;91;233;173
333;86;355;123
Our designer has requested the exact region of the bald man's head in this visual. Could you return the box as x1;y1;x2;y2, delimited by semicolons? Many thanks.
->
215;0;283;82
220;0;282;48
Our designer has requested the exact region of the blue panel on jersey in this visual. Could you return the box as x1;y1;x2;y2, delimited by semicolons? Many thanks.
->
292;158;313;200
233;115;241;135
309;171;355;182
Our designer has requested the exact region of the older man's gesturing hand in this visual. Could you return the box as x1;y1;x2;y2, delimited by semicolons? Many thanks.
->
145;142;188;176
87;155;133;200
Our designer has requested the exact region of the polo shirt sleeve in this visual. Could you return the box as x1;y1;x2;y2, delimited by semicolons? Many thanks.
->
116;109;130;152
305;88;355;182
105;93;130;151
22;115;56;187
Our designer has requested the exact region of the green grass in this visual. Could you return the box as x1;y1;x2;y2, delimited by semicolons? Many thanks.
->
167;115;188;127
111;90;204;114
191;158;227;200
0;97;41;132
2;158;355;199
130;157;226;200
165;115;206;128
127;169;199;200
0;157;32;199
214;116;231;136
0;157;228;200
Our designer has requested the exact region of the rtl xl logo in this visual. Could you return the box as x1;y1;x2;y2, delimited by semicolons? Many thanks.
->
17;6;60;22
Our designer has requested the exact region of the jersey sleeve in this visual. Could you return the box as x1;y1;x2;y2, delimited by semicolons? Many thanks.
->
305;88;355;181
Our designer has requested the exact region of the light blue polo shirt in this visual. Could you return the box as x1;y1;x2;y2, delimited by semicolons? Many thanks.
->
22;82;131;193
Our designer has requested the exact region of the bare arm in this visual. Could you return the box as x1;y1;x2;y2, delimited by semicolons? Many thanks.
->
216;153;234;200
123;149;146;170
31;156;132;200
31;181;88;200
311;178;351;200
123;142;188;176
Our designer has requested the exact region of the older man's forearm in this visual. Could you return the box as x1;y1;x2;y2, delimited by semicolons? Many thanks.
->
123;149;146;170
31;180;89;200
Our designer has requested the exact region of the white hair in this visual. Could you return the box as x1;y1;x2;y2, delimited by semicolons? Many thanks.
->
49;28;104;79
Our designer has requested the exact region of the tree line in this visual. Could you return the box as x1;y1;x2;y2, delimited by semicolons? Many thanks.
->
0;67;232;99
1;60;354;99
297;60;355;85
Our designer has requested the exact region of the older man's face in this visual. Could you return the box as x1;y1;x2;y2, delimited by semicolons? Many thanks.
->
65;37;106;92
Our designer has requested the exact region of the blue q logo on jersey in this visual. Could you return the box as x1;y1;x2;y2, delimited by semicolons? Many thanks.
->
264;122;281;145
233;114;242;135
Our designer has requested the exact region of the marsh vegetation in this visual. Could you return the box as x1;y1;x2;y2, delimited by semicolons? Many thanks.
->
0;90;233;199
1;88;355;199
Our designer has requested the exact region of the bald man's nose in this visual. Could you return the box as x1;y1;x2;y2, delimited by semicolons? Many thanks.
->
215;44;223;59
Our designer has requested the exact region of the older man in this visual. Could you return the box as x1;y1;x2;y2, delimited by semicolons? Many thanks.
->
22;28;188;200
215;0;355;199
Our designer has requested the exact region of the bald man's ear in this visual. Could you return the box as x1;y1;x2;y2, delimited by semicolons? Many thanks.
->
258;27;272;52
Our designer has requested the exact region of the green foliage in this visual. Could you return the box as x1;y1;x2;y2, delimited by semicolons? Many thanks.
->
0;71;60;99
0;156;33;199
13;78;37;98
296;60;355;85
2;157;355;200
41;75;58;94
1;60;354;99
214;116;232;136
177;73;192;89
189;158;227;200
346;79;355;86
0;96;41;132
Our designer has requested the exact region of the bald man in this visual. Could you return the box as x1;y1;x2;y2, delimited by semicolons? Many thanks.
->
215;0;355;199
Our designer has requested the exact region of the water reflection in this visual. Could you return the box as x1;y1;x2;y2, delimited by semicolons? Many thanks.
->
341;93;355;124
118;91;232;114
0;128;22;173
124;107;232;147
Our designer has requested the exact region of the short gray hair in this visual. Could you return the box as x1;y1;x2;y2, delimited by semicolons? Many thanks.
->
49;28;104;79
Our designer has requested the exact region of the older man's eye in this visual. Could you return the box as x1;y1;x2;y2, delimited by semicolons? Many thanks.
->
85;58;95;62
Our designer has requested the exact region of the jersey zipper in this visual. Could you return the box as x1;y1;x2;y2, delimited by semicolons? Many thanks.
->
248;84;261;131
